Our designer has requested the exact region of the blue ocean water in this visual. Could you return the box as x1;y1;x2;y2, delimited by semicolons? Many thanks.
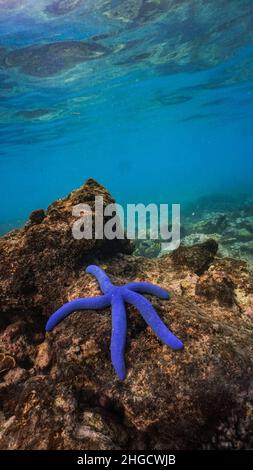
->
0;1;253;234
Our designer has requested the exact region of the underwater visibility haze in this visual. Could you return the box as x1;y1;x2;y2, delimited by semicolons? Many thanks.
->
0;0;253;264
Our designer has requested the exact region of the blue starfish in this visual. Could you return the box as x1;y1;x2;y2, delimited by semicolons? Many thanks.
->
45;265;183;380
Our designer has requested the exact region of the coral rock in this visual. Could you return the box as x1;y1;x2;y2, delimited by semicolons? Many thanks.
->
0;178;132;316
29;209;46;225
195;272;235;307
0;182;253;450
170;239;218;275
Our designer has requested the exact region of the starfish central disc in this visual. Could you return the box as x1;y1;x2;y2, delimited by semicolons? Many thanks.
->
45;265;183;379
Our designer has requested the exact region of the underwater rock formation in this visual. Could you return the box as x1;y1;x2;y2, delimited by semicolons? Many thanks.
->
170;239;218;275
181;196;253;271
134;238;161;258
0;178;131;316
0;180;253;450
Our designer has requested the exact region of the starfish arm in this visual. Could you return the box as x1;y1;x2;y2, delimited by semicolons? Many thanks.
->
45;294;111;332
123;290;183;350
110;292;127;380
125;282;169;299
86;265;113;294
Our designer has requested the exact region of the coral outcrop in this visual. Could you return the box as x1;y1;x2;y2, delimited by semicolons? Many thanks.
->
0;178;131;316
138;194;253;273
181;196;253;271
0;180;253;450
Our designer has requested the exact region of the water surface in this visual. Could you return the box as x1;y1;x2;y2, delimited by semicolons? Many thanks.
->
0;1;253;238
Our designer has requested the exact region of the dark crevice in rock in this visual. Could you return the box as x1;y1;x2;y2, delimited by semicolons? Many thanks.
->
17;357;34;370
76;389;126;425
75;388;149;450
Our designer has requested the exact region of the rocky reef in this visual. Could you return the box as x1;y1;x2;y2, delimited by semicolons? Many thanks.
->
0;180;253;450
180;195;253;272
135;193;253;273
